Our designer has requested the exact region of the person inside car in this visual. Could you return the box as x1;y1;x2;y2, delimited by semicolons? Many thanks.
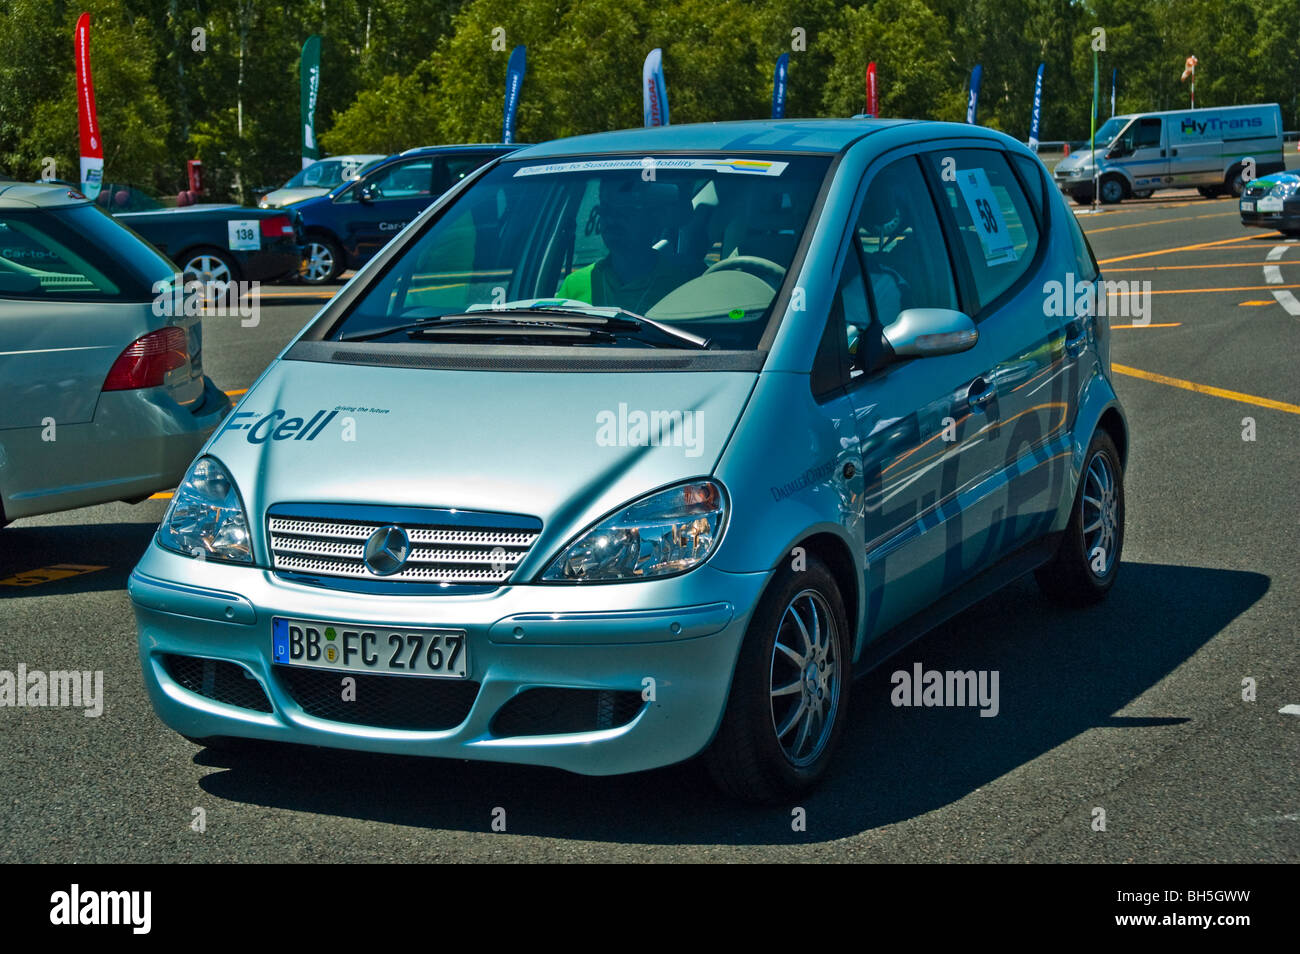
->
555;178;701;313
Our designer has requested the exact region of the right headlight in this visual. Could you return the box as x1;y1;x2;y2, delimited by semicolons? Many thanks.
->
157;456;253;564
540;479;727;582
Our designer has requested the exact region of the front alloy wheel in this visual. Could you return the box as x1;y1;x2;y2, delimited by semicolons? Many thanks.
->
1035;430;1124;604
706;556;852;803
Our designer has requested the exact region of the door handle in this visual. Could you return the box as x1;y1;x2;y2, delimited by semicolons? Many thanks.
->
1064;317;1089;357
1159;149;1166;157
967;376;995;411
1170;147;1178;156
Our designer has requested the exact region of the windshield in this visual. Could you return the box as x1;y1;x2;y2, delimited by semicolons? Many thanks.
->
327;154;831;350
286;157;377;190
1091;117;1127;147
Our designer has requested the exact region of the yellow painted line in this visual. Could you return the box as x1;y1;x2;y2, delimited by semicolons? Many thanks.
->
1239;300;1275;306
149;492;173;500
0;564;108;587
256;290;337;299
1133;284;1300;295
1106;261;1300;272
1082;211;1237;234
1113;364;1300;415
224;388;247;397
1098;233;1278;264
1111;322;1181;328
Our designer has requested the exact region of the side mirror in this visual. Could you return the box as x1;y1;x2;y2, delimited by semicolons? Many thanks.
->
358;182;378;204
883;308;978;358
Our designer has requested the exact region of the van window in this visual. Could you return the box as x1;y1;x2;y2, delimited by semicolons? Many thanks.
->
924;149;1040;315
1116;118;1162;154
853;156;958;330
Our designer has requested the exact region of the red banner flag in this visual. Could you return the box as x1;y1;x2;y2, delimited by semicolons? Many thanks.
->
866;62;878;118
74;12;103;199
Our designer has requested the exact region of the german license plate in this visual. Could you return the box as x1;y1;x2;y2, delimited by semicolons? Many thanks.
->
272;617;468;678
1241;200;1255;212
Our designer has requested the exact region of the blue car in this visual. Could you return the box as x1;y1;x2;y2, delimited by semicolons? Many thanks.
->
131;120;1127;802
294;144;518;283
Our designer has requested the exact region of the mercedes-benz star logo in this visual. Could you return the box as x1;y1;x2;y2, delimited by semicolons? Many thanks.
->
363;524;410;576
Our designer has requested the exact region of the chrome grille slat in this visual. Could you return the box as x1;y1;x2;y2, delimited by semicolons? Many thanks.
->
266;507;540;586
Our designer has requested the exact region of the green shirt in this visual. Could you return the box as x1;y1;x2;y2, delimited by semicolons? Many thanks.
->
556;254;697;311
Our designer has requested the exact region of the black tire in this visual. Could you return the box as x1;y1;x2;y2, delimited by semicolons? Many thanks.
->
1071;191;1093;206
1225;165;1248;198
1098;175;1126;204
1035;430;1124;605
301;232;344;284
1198;186;1223;199
705;555;852;804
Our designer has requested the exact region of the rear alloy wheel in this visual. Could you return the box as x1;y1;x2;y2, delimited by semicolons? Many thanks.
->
1198;186;1223;199
301;235;342;284
705;557;851;803
1035;430;1124;605
181;248;236;287
1228;168;1247;198
1099;176;1126;204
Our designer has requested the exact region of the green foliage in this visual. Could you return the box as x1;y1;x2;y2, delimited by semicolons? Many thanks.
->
0;0;1297;202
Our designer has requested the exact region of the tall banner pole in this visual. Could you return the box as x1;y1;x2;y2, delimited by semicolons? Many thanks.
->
771;53;788;119
1181;56;1198;109
502;45;526;143
74;13;103;200
1110;67;1117;116
643;49;669;127
866;61;878;118
300;35;321;169
1091;48;1099;212
1028;62;1044;152
966;64;982;124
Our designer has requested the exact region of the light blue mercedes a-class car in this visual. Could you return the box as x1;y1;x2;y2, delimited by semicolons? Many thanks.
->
131;120;1127;803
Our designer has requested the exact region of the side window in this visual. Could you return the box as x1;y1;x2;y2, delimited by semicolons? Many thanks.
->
1065;208;1100;282
854;156;958;330
925;149;1040;315
1011;153;1047;222
367;159;434;200
1133;118;1162;150
0;213;121;299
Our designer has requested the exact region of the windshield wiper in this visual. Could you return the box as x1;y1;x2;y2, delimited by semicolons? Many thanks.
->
339;306;710;349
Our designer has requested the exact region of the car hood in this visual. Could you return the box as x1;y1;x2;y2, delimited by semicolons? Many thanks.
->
1055;151;1101;174
260;187;328;208
206;356;759;564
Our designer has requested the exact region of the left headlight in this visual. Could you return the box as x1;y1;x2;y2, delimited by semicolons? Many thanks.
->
158;456;253;564
540;479;727;582
1270;180;1299;197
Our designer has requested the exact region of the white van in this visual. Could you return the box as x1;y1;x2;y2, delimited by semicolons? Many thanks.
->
1053;103;1284;204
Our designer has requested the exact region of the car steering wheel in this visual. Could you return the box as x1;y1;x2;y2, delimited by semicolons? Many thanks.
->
703;255;787;287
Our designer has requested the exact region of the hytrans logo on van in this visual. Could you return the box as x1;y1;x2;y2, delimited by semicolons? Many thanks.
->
1180;115;1263;137
222;409;337;443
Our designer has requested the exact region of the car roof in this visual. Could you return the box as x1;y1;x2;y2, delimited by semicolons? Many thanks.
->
0;182;90;210
507;119;920;159
395;143;523;158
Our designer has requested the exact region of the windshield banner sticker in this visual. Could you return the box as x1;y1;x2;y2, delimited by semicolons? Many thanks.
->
514;157;789;177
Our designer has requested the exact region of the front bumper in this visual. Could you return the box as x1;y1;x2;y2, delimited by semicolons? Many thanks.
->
131;543;768;776
1240;207;1300;231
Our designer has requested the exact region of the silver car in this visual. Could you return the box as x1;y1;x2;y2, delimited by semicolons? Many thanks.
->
0;183;230;525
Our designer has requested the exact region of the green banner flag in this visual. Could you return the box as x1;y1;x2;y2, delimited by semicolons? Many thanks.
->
301;35;321;168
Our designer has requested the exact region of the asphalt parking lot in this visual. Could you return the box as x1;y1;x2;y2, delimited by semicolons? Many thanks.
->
1;188;1297;863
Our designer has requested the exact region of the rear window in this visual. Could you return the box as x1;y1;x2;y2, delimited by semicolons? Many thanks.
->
0;204;173;301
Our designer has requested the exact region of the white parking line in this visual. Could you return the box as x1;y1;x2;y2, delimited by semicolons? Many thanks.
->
1265;245;1300;316
1279;704;1300;716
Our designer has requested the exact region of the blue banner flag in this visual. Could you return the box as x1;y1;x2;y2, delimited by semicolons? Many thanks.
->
502;45;526;144
1028;62;1045;152
1110;67;1117;117
643;48;669;127
772;53;789;119
966;64;982;125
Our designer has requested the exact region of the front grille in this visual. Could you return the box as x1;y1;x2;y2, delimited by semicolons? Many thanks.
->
266;504;541;586
491;688;644;737
274;666;479;730
162;655;273;712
